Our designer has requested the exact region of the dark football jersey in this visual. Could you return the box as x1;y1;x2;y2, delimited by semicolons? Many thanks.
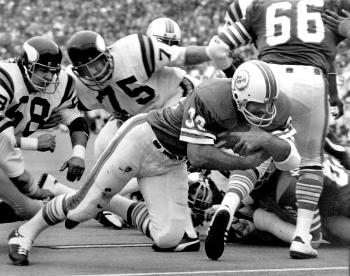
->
146;78;246;155
218;0;348;74
147;78;292;155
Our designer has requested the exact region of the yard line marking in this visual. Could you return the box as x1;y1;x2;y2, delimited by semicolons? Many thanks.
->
71;267;348;276
36;243;152;249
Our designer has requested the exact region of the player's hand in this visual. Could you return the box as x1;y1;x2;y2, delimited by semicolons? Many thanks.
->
220;126;271;157
60;157;85;182
322;9;350;37
28;188;55;200
329;97;344;119
40;109;63;129
37;133;56;152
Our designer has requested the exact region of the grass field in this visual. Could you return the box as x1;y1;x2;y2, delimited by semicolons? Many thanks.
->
0;130;349;276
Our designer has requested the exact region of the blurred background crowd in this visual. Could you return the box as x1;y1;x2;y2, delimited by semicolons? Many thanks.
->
1;0;350;142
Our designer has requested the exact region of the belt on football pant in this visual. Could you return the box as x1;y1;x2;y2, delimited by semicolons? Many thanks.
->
285;66;322;75
153;140;187;161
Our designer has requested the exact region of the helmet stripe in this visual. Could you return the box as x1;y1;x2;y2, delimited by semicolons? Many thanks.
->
165;18;174;33
251;61;277;102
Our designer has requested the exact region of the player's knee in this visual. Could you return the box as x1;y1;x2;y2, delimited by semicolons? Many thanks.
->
151;219;184;248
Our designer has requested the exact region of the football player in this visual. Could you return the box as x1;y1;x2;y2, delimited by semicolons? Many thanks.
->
0;37;89;224
8;59;300;265
67;18;200;227
205;0;350;260
66;23;201;160
242;153;350;247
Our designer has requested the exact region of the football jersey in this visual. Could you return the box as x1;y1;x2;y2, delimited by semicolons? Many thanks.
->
225;0;253;25
147;78;292;156
213;0;349;74
70;34;194;118
0;60;80;137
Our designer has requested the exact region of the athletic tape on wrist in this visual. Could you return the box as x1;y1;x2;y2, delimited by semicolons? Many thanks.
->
20;137;38;151
72;145;86;159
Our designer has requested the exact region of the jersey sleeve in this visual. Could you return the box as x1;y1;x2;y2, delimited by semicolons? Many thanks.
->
56;74;81;125
224;0;253;25
179;92;216;145
136;34;187;77
0;67;14;133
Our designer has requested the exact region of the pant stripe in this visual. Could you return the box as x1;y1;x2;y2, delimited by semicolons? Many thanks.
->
66;115;148;211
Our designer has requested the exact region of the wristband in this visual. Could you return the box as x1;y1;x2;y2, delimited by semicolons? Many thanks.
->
72;145;86;159
20;137;38;151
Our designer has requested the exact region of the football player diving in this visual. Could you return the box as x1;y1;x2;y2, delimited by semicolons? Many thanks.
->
8;59;300;266
0;36;89;226
205;0;350;260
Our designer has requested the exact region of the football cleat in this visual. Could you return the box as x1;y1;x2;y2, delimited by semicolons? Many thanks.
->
205;208;234;260
8;229;33;266
65;218;80;229
290;236;318;259
96;211;124;230
152;233;200;252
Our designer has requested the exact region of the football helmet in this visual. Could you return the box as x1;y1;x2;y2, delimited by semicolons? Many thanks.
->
232;60;279;127
146;18;181;46
67;30;114;91
19;36;62;93
188;172;213;215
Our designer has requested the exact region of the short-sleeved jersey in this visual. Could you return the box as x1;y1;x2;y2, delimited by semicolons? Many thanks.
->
147;78;292;156
225;0;254;25
214;0;349;74
0;60;80;137
71;34;195;118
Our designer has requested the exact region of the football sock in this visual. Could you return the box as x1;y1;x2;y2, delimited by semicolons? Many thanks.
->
127;201;151;238
17;194;67;241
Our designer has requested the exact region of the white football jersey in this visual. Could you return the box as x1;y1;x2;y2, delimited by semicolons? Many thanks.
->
69;34;195;117
0;60;80;137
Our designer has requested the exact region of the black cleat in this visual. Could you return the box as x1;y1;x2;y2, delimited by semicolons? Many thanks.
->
8;229;32;266
152;233;200;252
205;209;233;260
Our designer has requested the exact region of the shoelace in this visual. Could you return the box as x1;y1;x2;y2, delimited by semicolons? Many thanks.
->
17;245;28;256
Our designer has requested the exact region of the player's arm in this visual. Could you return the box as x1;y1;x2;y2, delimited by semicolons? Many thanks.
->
56;83;89;182
206;21;253;77
328;63;344;119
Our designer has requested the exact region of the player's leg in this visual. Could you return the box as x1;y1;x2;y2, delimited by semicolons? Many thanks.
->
205;164;268;260
93;116;121;159
0;169;43;221
8;114;148;265
282;67;327;258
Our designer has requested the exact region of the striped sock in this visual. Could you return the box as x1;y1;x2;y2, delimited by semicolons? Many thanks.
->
296;167;323;211
42;194;68;225
127;202;151;238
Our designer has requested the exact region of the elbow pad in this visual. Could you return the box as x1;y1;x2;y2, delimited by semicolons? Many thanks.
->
68;117;89;138
275;139;300;171
206;36;233;70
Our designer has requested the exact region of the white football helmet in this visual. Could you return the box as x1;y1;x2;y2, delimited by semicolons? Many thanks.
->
146;17;181;46
232;60;280;127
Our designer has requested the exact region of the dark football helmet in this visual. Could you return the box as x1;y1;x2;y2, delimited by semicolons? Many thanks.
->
188;172;213;215
67;30;114;91
18;36;62;93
